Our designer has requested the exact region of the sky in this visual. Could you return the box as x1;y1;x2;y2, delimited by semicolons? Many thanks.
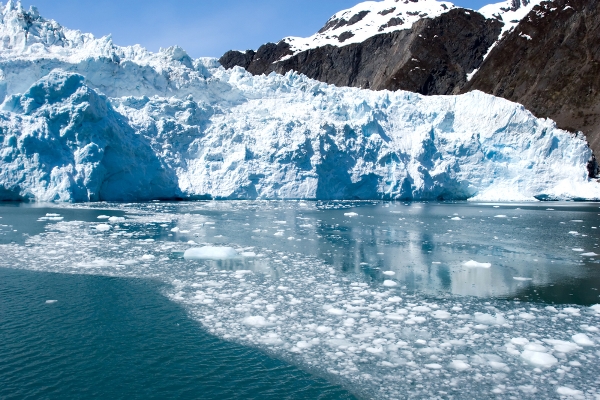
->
18;0;495;58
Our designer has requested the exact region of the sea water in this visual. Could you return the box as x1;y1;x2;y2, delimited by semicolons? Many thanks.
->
0;201;599;399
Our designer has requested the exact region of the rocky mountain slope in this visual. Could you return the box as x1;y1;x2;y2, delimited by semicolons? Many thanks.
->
0;1;598;202
464;0;600;155
220;0;600;159
219;0;537;95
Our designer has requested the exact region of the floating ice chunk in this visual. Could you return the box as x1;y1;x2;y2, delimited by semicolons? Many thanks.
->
241;252;257;257
274;231;284;236
383;280;398;287
45;300;58;304
432;310;451;319
474;312;505;325
519;312;536;320
46;213;61;217
170;227;180;232
383;271;396;276
316;326;332;334
568;231;579;235
464;260;491;268
344;212;359;217
562;307;581;316
520;350;558;368
424;363;443;369
572;248;584;252
141;254;155;260
543;339;581;353
513;277;533;281
590;304;600;313
556;387;584;397
572;333;594;346
296;340;312;349
326;307;345;316
242;316;269;328
108;216;125;222
450;360;470;371
97;215;110;219
581;252;598;256
343;318;356;327
387;296;402;303
413;306;432;312
451;217;462;220
386;313;405;321
494;215;508;218
95;224;112;231
524;343;547;352
184;247;239;260
366;346;384;354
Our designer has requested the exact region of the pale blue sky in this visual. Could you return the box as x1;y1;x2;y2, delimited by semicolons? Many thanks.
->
19;0;493;58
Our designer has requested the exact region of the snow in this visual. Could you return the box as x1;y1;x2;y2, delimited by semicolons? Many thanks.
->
280;0;455;60
479;0;543;39
0;3;597;202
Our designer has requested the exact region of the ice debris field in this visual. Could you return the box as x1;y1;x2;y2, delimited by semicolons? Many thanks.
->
0;2;598;202
2;201;600;399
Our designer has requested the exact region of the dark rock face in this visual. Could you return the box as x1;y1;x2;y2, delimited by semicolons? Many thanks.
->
220;9;502;95
464;0;600;155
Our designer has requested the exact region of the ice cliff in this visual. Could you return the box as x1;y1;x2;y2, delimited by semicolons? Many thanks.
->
0;1;598;202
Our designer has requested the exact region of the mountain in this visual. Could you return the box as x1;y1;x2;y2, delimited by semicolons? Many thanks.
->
220;0;600;158
0;1;597;202
463;0;600;156
219;0;539;95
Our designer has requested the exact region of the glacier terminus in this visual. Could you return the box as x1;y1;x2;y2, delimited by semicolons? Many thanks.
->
0;1;597;202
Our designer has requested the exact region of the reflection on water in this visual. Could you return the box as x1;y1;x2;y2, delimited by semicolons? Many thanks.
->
152;201;600;305
0;201;599;305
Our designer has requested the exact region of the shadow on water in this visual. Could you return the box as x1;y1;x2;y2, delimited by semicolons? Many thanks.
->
0;268;355;400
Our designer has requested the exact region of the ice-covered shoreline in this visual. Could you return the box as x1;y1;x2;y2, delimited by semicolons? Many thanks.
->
0;2;598;202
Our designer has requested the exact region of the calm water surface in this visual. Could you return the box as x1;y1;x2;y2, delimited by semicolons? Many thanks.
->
0;201;599;399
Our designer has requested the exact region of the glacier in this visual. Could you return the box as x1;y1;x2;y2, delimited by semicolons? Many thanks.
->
0;1;598;202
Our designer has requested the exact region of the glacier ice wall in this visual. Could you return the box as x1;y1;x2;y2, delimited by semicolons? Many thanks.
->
0;2;597;202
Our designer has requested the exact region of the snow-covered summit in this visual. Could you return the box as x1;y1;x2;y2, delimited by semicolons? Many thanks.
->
282;0;455;58
278;0;543;61
479;0;542;37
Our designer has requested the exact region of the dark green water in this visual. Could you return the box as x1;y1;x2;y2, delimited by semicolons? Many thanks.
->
0;268;354;400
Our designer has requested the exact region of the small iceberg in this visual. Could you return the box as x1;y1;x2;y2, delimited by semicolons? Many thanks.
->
184;246;239;260
464;260;491;268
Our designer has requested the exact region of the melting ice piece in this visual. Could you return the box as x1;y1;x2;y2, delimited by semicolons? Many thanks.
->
450;360;470;371
344;212;359;217
556;387;584;397
95;224;112;231
242;316;269;327
383;271;396;276
513;277;533;281
45;300;58;304
108;216;125;222
451;217;462;220
572;333;594;346
494;215;508;218
464;260;491;268
581;252;598;256
383;280;398;287
184;246;239;260
520;349;558;368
